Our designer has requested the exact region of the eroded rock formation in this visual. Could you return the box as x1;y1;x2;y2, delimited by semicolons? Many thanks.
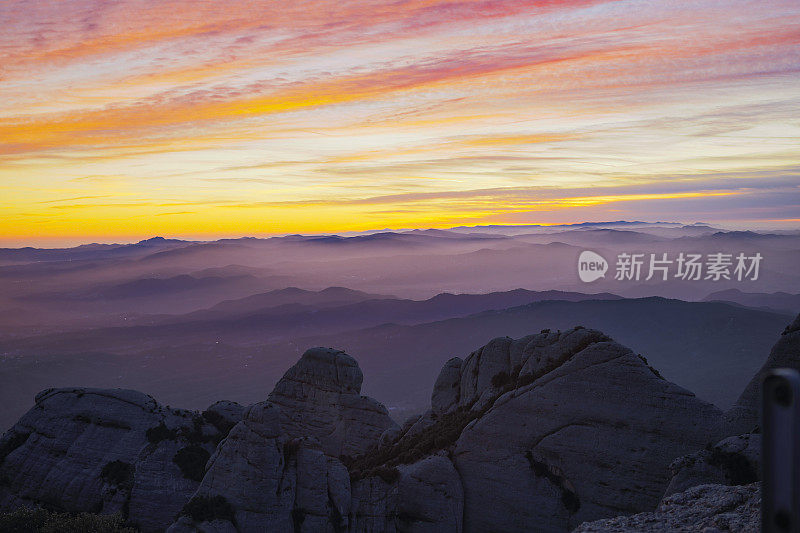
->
5;316;793;532
0;388;242;532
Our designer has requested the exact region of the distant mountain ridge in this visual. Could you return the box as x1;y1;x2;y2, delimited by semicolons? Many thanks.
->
0;294;789;432
703;288;800;315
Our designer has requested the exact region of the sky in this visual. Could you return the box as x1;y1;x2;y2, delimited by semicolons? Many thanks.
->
1;0;799;246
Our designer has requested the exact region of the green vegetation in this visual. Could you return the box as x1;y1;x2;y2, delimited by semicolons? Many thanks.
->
201;410;236;441
0;508;136;533
490;371;511;388
637;354;664;379
172;445;210;481
373;466;401;484
145;423;176;444
180;495;235;525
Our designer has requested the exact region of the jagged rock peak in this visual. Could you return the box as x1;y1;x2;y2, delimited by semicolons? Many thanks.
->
432;326;613;415
171;345;401;532
34;386;159;413
268;347;396;458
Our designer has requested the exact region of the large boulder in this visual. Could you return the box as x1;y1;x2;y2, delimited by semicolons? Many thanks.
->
431;358;462;415
172;347;397;532
573;483;760;533
720;313;800;437
0;388;238;532
431;328;612;415
664;433;760;497
359;327;721;532
452;334;721;532
268;347;397;458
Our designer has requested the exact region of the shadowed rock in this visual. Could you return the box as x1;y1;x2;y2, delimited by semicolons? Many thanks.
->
719;313;800;437
665;433;760;497
347;327;721;532
171;347;398;532
0;330;735;532
0;388;240;532
268;347;397;458
573;483;760;532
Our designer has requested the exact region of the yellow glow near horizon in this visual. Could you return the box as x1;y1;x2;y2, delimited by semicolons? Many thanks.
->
2;0;800;245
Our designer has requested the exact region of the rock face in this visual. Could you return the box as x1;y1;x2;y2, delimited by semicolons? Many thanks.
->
171;347;399;532
268;347;397;458
573;483;760;533
447;329;721;532
0;388;241;532
664;433;760;497
720;312;800;437
348;327;721;532
431;358;462;415
348;453;463;533
170;402;353;533
0;329;736;533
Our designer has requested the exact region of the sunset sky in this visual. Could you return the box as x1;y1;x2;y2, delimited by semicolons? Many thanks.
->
2;0;799;245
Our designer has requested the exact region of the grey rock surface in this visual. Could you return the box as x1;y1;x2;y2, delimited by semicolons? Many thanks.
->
172;347;399;532
431;358;462;415
202;401;244;434
452;335;721;532
665;433;760;497
349;328;723;533
573;483;760;532
0;387;230;532
268;347;397;457
349;453;463;533
1;328;753;533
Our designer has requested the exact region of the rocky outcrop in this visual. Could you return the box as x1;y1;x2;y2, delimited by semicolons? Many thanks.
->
170;402;356;533
450;332;721;532
0;329;735;533
720;312;800;437
268;347;397;458
350;327;721;532
349;452;463;533
430;327;612;415
665;433;760;497
431;358;462;415
0;388;241;532
171;347;399;532
573;483;760;532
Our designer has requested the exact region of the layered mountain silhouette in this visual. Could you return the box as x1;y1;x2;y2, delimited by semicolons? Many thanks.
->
1;223;798;531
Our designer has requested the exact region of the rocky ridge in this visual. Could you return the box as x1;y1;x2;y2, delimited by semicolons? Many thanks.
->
2;315;798;532
0;388;242;532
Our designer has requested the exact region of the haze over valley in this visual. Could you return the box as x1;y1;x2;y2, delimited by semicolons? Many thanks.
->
2;221;797;430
